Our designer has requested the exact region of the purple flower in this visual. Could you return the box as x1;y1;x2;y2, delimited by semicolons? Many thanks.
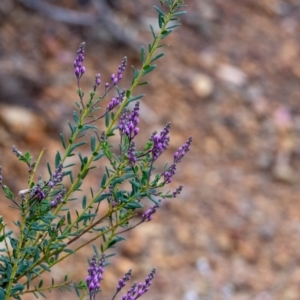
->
93;73;101;91
173;137;192;163
162;137;192;184
51;164;64;185
116;269;132;294
119;102;140;141
172;185;183;197
86;255;105;300
50;189;66;209
128;142;137;165
107;90;126;112
142;202;160;222
74;42;86;79
121;269;156;300
162;164;176;184
30;185;45;201
105;57;127;90
150;122;171;162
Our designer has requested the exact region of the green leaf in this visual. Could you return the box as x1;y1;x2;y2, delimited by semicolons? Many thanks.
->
124;202;143;209
69;141;87;154
93;152;104;161
129;180;142;188
158;14;164;28
38;280;43;288
142;65;157;76
157;43;169;48
67;121;75;135
94;193;110;203
153;5;165;16
110;177;124;185
105;112;110;128
161;29;172;39
40;264;51;272
147;193;160;205
92;244;99;258
62;248;75;254
10;284;25;295
133;69;140;81
3;186;14;199
167;24;181;30
150;53;165;62
149;25;156;39
173;11;187;16
101;174;107;188
47;162;52;176
59;133;66;149
82;195;87;209
67;211;71;225
38;291;46;298
126;90;131;98
73;110;79;124
107;236;126;248
73;180;83;191
137;81;149;86
55;152;61;168
128;94;145;104
78;213;97;222
140;46;146;63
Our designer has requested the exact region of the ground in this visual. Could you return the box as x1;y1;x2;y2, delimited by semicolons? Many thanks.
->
1;0;300;299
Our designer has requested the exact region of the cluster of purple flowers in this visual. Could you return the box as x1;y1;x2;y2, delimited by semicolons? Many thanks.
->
121;269;156;300
93;73;101;91
142;203;160;222
127;142;137;165
150;122;171;162
107;90;126;112
48;164;64;188
104;56;127;89
173;185;183;197
74;42;86;79
30;184;45;201
162;137;192;184
86;255;105;300
116;269;132;294
173;136;192;164
119;102;140;141
49;189;66;209
85;261;155;300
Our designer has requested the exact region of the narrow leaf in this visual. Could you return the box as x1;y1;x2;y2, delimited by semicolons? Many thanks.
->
153;5;165;16
150;53;165;62
101;174;107;188
59;133;66;149
141;46;146;63
55;152;61;168
149;24;156;39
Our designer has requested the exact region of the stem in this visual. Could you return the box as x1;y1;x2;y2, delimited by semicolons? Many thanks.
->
4;208;27;299
20;216;132;286
14;281;72;296
105;10;175;135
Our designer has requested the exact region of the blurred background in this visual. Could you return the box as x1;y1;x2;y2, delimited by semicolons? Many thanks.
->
1;0;300;299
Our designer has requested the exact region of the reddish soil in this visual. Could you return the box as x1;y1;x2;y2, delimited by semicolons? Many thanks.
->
1;1;300;299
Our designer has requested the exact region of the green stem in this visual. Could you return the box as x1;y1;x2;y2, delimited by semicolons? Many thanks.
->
20;215;132;285
14;281;72;296
5;209;27;299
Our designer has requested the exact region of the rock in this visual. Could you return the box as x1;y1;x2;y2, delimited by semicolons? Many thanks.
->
216;64;247;87
191;73;214;98
0;105;46;143
273;153;295;183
